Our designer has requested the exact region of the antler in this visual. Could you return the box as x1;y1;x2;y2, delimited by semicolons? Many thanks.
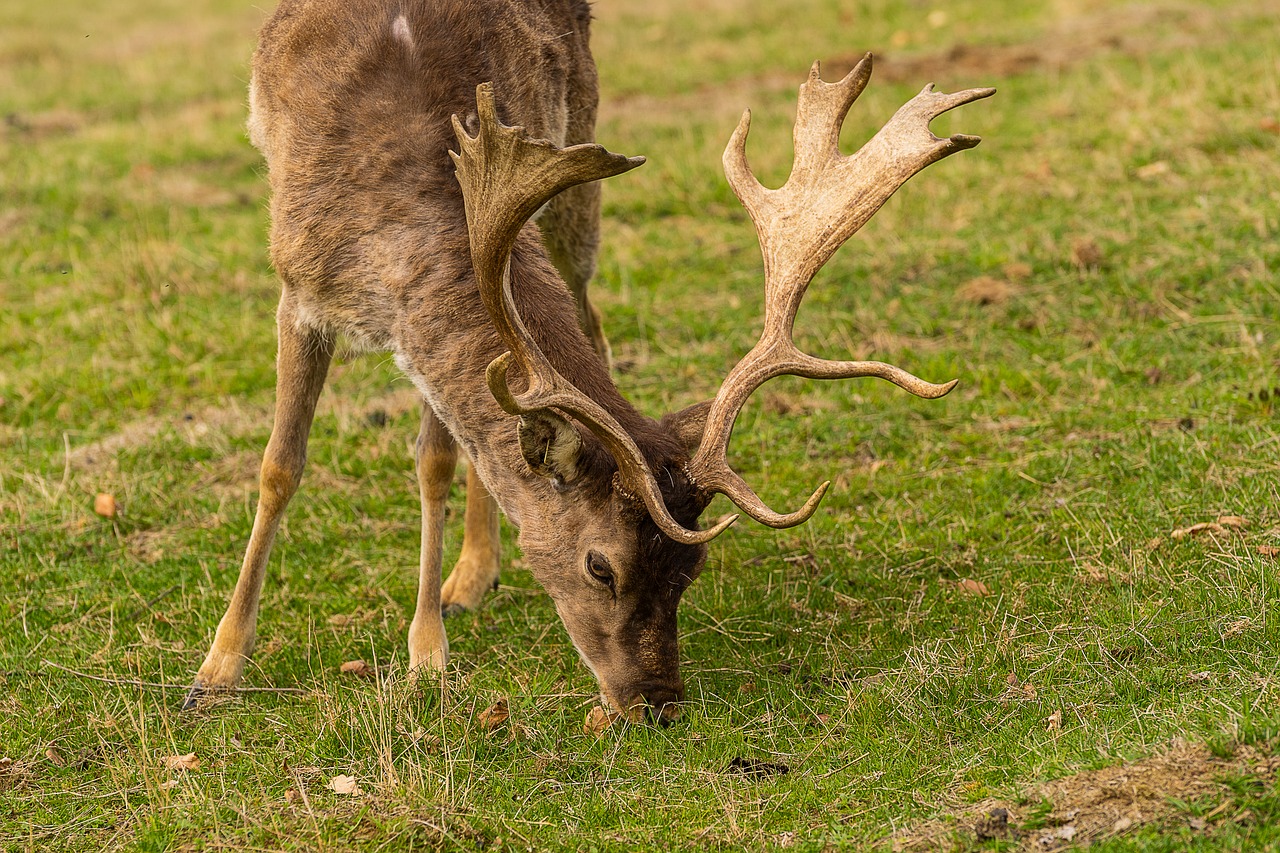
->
688;53;994;528
451;84;737;545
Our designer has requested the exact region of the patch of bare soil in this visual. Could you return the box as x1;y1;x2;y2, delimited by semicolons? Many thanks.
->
890;740;1280;851
604;1;1280;120
68;385;422;473
67;400;265;472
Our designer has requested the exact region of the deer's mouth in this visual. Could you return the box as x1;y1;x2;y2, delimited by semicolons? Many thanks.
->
601;682;684;727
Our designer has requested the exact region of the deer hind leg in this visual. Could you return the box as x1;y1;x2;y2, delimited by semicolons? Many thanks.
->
440;464;501;616
186;291;333;708
407;403;456;675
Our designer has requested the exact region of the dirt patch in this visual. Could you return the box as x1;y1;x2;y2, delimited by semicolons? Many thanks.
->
890;740;1280;850
829;2;1279;85
68;385;423;474
67;400;265;472
195;449;263;499
603;1;1280;121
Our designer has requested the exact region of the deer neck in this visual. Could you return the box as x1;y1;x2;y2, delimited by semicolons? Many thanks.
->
394;226;673;528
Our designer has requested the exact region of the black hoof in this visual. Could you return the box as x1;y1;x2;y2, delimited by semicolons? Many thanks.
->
181;683;207;711
441;603;468;618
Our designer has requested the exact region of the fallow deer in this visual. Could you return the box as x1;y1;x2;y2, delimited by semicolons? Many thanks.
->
187;0;993;724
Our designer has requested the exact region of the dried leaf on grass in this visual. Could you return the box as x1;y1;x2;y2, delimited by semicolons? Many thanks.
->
1257;545;1280;558
327;774;361;795
584;705;620;736
339;659;375;678
1135;160;1170;180
955;578;991;596
162;753;199;771
1172;515;1248;539
477;698;510;732
1045;709;1062;732
93;493;118;518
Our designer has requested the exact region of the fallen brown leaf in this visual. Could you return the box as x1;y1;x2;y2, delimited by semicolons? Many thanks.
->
1257;545;1280;558
285;788;301;804
1172;522;1227;540
584;705;620;736
45;746;65;767
327;774;361;795
1046;709;1062;732
956;578;991;596
1217;515;1248;529
1222;618;1253;638
94;493;118;518
339;659;375;678
1080;563;1109;583
1135;160;1171;180
162;753;199;772
477;698;510;732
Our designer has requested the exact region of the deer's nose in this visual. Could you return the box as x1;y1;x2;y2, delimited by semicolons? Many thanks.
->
636;683;683;726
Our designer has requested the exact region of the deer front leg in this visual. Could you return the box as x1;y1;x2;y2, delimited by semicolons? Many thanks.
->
407;404;456;676
440;464;501;616
185;292;333;708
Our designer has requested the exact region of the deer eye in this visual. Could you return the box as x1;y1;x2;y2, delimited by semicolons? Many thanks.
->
585;551;614;587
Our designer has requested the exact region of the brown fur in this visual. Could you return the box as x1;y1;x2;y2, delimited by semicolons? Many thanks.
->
191;0;707;721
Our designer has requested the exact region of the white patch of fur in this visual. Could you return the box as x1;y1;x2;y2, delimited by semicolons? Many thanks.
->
545;418;582;480
246;75;269;163
391;14;414;52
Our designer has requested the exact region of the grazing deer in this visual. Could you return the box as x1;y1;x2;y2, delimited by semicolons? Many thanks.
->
187;0;993;724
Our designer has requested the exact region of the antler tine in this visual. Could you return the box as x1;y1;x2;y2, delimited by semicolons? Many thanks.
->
689;55;992;530
452;84;735;546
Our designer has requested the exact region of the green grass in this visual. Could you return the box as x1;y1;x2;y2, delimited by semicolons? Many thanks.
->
4;0;1280;849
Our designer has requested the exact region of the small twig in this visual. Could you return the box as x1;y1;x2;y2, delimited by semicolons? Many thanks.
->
39;660;307;695
124;583;179;622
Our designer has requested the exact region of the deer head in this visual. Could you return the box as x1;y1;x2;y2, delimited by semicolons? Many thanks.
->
452;54;993;723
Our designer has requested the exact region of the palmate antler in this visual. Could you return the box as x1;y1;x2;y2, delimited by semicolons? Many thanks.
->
453;55;992;543
685;53;995;528
451;84;737;545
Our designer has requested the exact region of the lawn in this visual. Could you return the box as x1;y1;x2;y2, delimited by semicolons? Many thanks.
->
3;0;1280;849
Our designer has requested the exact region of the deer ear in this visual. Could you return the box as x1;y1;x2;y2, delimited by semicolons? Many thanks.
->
660;400;711;454
517;411;584;486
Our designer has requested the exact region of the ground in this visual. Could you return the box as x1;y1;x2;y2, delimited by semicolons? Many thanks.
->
2;0;1279;849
